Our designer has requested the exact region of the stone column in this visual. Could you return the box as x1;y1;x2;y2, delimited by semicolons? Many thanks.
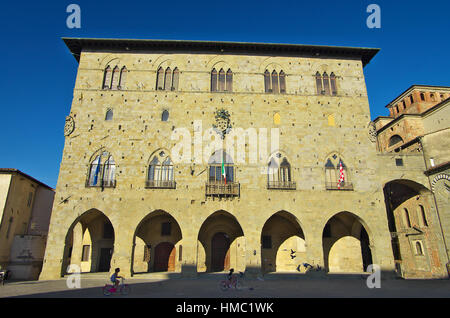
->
109;229;134;278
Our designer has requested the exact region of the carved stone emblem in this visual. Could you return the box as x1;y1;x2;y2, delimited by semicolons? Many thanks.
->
212;109;232;139
64;115;75;136
431;174;450;201
368;121;377;143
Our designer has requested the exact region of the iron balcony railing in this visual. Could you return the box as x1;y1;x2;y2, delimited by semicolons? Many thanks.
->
325;182;354;191
267;181;296;190
205;181;240;197
145;180;176;189
85;179;116;188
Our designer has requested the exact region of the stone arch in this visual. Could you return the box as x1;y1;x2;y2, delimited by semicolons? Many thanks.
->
99;56;121;69
258;57;287;73
62;209;115;276
261;211;305;273
322;211;373;273
131;210;183;274
197;210;245;273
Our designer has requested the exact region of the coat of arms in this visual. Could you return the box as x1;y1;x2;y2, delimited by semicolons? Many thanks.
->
212;109;232;139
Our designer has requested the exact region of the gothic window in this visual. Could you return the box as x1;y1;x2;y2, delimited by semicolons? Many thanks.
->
265;69;286;94
111;66;120;90
208;150;234;183
105;109;113;121
211;68;217;92
147;151;175;188
172;67;180;91
226;69;233;92
324;154;352;190
389;135;404;147
330;72;337;95
87;151;116;188
316;72;338;96
102;66;112;89
118;66;127;89
156;67;165;90
420;93;425;101
264;70;271;93
156;67;179;91
267;155;295;189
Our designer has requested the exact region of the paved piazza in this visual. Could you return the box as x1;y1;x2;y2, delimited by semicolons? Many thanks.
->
0;275;449;298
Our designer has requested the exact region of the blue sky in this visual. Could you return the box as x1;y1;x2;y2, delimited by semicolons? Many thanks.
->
0;0;449;188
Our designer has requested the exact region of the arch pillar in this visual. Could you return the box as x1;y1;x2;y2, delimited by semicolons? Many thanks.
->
244;228;261;278
180;232;199;278
109;228;134;278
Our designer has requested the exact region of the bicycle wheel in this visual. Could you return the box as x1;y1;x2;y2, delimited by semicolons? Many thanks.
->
235;280;243;290
103;286;112;296
219;281;228;291
120;285;130;295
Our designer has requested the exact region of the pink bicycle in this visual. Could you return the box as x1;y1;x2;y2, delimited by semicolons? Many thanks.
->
103;277;130;296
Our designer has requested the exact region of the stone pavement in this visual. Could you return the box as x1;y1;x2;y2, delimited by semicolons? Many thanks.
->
0;274;449;298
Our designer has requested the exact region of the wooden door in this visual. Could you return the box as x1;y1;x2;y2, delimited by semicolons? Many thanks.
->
211;232;230;272
154;242;176;272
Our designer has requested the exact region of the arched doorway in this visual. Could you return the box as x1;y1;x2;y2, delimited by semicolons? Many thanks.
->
261;211;305;273
322;211;372;273
197;210;245;273
132;210;182;274
62;209;115;275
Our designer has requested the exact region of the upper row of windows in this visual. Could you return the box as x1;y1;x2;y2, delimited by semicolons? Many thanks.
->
101;65;338;96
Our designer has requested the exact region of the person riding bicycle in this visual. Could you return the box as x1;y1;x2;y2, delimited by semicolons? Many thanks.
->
226;268;236;287
110;268;123;289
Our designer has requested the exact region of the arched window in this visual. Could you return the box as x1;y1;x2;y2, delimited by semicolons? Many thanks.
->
208;150;234;183
102;66;112;89
105;109;113;121
264;70;271;93
316;72;323;95
420;92;425;101
162;110;169;122
218;68;226;91
415;241;423;255
147;151;175;188
409;95;414;104
323;72;330;96
418;205;428;227
226;69;233;92
316;72;337;96
271;70;279;94
279;71;286;93
403;208;411;228
111;66;120;90
87;151;116;188
156;67;165;90
118;66;127;89
172;67;179;91
164;67;172;91
211;68;217;92
330;72;337;95
389;135;404;147
324;154;352;190
267;155;295;189
430;93;436;102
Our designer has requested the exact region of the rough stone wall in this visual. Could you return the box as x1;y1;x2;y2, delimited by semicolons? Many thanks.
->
40;48;397;280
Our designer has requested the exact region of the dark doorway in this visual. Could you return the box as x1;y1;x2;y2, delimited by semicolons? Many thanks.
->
154;242;176;272
98;248;112;272
211;232;230;272
360;227;373;271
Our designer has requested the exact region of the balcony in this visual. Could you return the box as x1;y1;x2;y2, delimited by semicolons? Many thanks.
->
205;181;240;197
325;182;354;191
267;181;296;190
145;180;176;189
85;179;116;188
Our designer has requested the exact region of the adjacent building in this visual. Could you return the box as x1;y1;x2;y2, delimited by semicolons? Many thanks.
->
0;169;55;280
